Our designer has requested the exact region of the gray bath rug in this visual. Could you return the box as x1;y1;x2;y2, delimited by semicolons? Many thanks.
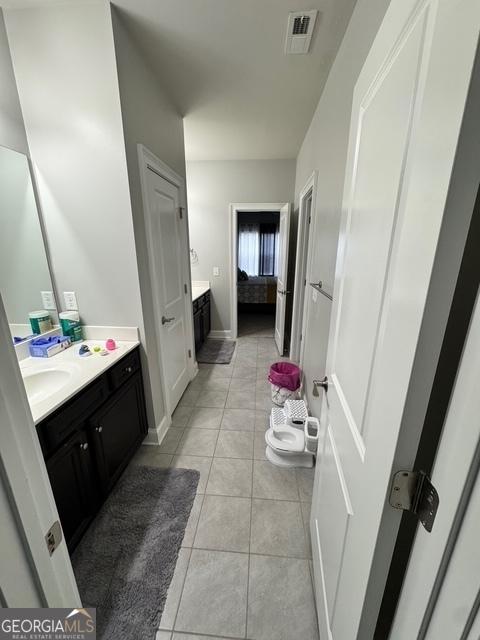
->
196;339;236;364
72;465;199;640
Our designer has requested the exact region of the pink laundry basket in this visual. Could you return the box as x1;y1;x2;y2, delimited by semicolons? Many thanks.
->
268;362;301;406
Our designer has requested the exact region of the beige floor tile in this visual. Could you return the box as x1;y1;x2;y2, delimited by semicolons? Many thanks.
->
206;458;253;497
174;549;248;638
214;430;254;459
194;495;251;552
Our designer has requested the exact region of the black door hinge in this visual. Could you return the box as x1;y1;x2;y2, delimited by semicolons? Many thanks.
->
389;470;439;532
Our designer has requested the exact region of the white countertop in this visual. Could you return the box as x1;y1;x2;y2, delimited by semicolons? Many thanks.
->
192;281;210;302
20;339;140;424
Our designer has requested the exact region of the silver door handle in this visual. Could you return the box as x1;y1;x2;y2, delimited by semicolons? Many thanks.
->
312;376;328;396
162;316;175;325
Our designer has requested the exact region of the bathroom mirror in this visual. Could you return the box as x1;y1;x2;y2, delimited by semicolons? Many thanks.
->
0;145;58;343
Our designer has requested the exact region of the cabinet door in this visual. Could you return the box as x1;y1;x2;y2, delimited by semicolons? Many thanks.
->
46;430;97;550
202;300;211;340
90;375;146;495
194;308;203;352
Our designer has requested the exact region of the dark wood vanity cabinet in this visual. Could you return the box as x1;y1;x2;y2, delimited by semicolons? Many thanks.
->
37;347;148;550
46;429;97;549
89;375;146;496
193;290;211;353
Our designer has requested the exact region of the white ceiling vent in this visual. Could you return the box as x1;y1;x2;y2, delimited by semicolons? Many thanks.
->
285;10;318;55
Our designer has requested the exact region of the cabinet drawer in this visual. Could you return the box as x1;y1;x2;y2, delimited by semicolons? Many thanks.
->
108;348;140;390
201;291;210;306
193;298;200;313
40;376;109;455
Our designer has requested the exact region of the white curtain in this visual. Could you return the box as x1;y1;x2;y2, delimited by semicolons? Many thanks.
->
238;223;260;276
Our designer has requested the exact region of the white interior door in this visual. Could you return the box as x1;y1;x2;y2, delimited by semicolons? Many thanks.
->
0;295;80;607
309;1;480;639
274;203;290;354
391;290;480;639
146;168;190;413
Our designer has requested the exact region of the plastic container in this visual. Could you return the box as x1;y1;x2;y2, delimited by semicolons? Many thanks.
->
29;310;52;335
304;417;320;453
29;335;71;358
59;311;83;342
268;362;301;406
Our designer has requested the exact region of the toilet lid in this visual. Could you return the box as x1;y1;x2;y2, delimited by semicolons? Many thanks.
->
266;425;305;453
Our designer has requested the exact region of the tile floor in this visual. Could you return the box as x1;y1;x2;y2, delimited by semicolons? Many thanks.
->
131;336;318;640
237;311;275;338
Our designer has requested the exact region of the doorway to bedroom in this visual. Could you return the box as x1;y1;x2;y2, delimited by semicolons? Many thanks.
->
237;210;279;339
230;202;291;354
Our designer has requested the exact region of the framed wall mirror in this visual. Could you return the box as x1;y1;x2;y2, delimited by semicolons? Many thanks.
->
0;144;58;344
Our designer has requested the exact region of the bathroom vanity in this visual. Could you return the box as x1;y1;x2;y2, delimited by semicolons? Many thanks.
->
192;285;211;353
33;345;148;550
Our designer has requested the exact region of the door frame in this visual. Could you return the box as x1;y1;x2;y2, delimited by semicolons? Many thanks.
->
137;144;195;423
0;294;80;606
229;202;290;341
291;171;317;363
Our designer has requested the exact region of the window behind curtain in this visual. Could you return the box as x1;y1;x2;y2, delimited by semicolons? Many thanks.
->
259;224;277;276
238;221;279;277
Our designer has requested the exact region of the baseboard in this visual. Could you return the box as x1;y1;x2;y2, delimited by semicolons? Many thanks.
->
209;330;233;339
191;360;199;379
143;413;171;445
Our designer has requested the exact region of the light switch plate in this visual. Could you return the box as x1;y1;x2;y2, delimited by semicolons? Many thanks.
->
41;291;56;310
213;267;220;277
63;291;78;311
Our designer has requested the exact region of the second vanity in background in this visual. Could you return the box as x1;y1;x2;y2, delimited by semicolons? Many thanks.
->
192;280;211;353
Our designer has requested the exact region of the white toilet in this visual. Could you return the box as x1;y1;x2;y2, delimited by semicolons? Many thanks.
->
265;400;319;468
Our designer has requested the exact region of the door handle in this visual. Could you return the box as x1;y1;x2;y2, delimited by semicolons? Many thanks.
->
278;290;291;296
162;316;175;325
312;376;328;396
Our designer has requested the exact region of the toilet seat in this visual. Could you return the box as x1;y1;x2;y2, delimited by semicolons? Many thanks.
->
265;425;305;454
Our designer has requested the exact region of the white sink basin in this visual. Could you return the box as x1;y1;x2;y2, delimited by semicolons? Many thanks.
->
23;368;72;404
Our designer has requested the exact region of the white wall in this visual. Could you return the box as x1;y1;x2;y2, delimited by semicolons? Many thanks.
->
5;1;143;330
0;9;27;155
111;7;186;430
294;0;391;409
186;159;296;333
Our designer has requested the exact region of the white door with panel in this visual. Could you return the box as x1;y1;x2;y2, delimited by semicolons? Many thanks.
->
145;168;191;412
274;203;290;354
310;1;480;639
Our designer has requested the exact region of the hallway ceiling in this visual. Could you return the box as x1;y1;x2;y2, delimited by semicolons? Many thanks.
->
3;0;357;161
112;0;357;161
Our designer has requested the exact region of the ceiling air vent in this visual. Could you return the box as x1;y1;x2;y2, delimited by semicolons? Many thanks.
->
285;10;318;55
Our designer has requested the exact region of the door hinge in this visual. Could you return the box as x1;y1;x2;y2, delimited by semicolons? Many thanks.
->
308;215;311;224
389;470;439;532
184;283;188;294
45;520;62;556
188;349;192;358
178;206;184;219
